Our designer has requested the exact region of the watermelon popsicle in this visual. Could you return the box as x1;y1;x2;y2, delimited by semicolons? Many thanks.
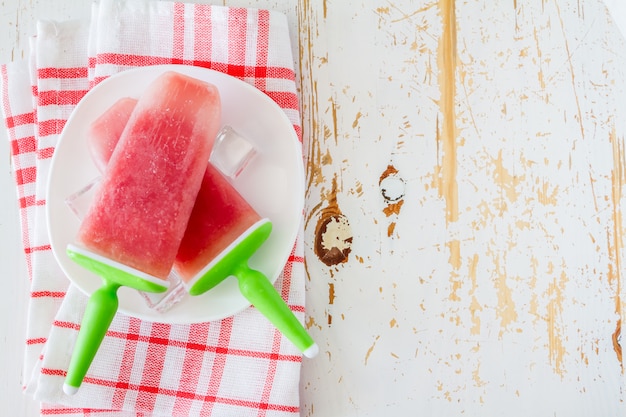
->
85;93;318;358
64;71;221;395
87;97;137;173
85;96;183;312
177;164;318;358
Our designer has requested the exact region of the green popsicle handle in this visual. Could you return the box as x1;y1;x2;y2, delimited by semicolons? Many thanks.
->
235;264;318;358
63;245;168;395
63;280;120;395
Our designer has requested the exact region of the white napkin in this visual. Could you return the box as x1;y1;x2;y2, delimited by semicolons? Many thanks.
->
1;1;306;416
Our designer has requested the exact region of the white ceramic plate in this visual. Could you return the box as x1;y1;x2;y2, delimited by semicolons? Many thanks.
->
47;65;303;324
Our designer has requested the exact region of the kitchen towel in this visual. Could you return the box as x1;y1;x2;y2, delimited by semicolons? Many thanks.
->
0;1;306;416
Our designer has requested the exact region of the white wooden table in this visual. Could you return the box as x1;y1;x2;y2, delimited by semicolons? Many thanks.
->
2;1;626;416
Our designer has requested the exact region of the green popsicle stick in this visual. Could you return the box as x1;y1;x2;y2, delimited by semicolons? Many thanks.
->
236;263;318;357
63;245;168;395
188;219;318;357
62;280;120;395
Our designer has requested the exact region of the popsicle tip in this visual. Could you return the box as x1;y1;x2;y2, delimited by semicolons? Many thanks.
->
303;342;319;358
63;383;79;396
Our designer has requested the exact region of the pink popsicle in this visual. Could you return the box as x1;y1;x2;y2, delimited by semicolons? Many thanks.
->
87;97;137;173
174;163;263;283
78;71;221;279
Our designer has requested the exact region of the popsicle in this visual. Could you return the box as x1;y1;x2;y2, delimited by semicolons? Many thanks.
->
87;97;137;173
64;71;222;395
176;164;318;359
85;92;318;359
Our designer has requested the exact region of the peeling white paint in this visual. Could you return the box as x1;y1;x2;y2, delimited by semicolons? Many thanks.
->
300;1;626;416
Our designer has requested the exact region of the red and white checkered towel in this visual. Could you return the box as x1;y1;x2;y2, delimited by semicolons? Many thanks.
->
0;1;306;416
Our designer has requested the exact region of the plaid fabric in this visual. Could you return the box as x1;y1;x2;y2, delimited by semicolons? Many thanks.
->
0;1;305;416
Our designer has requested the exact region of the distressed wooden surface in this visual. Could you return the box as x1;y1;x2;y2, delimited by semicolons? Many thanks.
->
299;1;626;416
1;1;626;416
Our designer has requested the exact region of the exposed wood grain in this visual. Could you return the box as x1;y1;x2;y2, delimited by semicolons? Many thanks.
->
299;1;626;415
